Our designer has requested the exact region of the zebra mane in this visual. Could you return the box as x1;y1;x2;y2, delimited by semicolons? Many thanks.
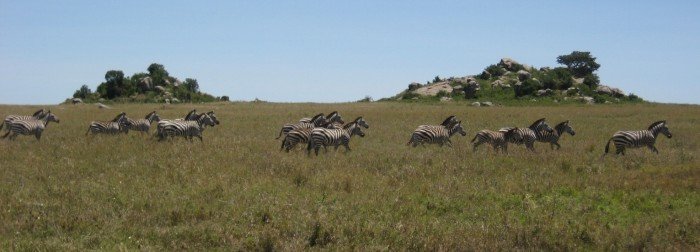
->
326;111;338;119
32;109;46;117
184;109;197;120
529;118;546;129
111;112;126;122
555;120;569;129
144;111;156;119
441;115;457;127
648;120;666;131
310;113;325;122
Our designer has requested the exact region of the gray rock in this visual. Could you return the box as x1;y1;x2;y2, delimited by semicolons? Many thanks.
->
440;97;452;102
171;98;180;103
413;82;453;96
498;58;520;71
536;89;554;97
481;101;493;107
566;87;580;96
97;103;110;109
71;98;83;104
517;70;531;81
539;67;551;72
471;102;481;107
138;76;153;91
154;86;166;93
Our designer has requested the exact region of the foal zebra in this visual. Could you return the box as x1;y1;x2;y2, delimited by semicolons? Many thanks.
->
1;111;59;141
499;118;554;152
471;128;521;153
537;120;576;150
283;117;369;152
604;120;672;155
307;120;366;156
158;113;217;141
407;120;467;147
86;112;132;135
276;113;330;139
126;111;161;134
1;108;46;133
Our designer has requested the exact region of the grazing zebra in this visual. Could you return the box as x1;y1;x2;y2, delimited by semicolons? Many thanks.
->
156;111;220;138
299;111;344;124
604;120;672;155
407;120;467;147
307;120;366;156
276;113;329;139
499;118;554;152
1;108;46;133
283;117;369;152
537;120;576;150
86;112;132;135
471;128;521;153
418;115;458;129
126;111;161;134
1;111;59;141
158;113;216;141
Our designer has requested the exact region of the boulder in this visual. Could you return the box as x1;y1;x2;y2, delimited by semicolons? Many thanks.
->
539;67;551;72
154;85;166;93
440;97;452;102
517;70;531;81
536;89;554;97
492;80;511;88
138;77;153;91
481;101;493;107
498;58;520;71
471;102;481;107
464;80;480;99
171;98;180;103
596;85;624;97
96;103;110;109
164;99;170;104
573;77;585;85
413;83;453;96
480;70;491;79
163;91;173;98
71;98;83;104
566;87;580;96
580;96;595;104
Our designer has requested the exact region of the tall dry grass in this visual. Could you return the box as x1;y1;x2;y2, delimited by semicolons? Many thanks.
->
0;102;698;250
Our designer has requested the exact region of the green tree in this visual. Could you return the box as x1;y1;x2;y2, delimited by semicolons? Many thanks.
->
73;85;92;99
433;76;442;83
147;63;170;87
540;67;574;90
556;51;600;78
183;78;199;93
583;73;600;89
104;70;126;99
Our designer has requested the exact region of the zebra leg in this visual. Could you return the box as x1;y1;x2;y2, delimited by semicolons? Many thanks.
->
446;139;453;148
344;143;351;152
650;145;659;154
526;141;536;152
554;142;561;150
616;146;624;155
0;130;9;139
35;132;42;141
197;135;203;142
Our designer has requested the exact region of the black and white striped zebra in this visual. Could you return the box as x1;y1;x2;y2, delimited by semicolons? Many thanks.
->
307;120;366;156
499;118;554;152
276;113;329;139
418;115;458;129
1;108;46;133
283;116;369;152
537;120;576;150
158;113;217;141
86;112;132;135
471;128;521;153
156;111;220;138
407;120;467;147
298;111;343;124
604;120;672;155
1;111;59;141
126;111;161;134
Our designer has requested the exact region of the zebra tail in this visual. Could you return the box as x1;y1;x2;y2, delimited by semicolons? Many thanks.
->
275;128;284;139
0;120;4;131
470;134;478;143
1;130;10;139
306;139;313;155
280;138;287;150
604;137;613;154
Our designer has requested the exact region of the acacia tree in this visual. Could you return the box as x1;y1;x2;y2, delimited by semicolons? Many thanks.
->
556;51;600;78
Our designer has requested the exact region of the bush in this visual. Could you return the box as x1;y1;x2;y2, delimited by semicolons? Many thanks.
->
484;64;505;78
220;96;230;102
540;67;573;90
583;73;600;89
514;79;542;97
436;90;450;98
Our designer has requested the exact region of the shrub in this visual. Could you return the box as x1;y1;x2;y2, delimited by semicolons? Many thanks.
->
484;64;505;78
541;67;573;90
514;79;542;97
583;73;600;89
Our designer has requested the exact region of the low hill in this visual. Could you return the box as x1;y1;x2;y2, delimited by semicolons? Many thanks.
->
383;51;643;105
67;63;228;104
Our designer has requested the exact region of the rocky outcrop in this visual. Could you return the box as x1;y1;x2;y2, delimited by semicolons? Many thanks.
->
498;58;520;71
536;89;554;97
413;82;453;96
596;85;625;97
517;70;531;81
138;77;153;91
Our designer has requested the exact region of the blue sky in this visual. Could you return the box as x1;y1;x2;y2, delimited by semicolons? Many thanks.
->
0;1;698;104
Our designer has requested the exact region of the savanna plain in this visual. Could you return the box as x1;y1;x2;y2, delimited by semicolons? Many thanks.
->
0;102;698;250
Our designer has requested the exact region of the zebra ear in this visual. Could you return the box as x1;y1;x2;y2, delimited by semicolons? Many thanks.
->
565;120;569;125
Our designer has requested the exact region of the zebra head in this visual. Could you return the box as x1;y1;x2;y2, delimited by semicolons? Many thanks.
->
184;109;198;121
310;113;328;127
441;115;458;128
42;111;60;124
198;113;217;127
353;116;369;129
348;123;365;137
649;120;672;138
206;111;220;125
450;121;467;137
32;108;47;118
146;111;161;123
111;112;127;122
556;120;575;136
529;118;554;133
118;116;132;133
326;111;344;124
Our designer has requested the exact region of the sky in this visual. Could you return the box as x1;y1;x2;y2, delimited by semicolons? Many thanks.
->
0;1;698;104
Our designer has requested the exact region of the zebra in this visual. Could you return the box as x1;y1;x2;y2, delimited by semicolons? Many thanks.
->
1;108;46;133
536;120;576;150
499;118;554;152
307;120;366;156
283;116;369;152
126;111;161;134
299;111;343;124
156;111;219;138
1;111;59;141
418;115;458;129
471;128;521;153
604;120;672;155
276;113;329;139
158;113;216;141
86;112;132;135
407;120;467;147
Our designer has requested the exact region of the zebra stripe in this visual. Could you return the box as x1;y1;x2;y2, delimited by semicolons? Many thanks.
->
418;115;458;129
2;108;46;132
127;111;161;133
536;120;575;150
1;111;59;141
307;121;366;156
407;121;466;147
158;114;216;141
471;128;519;153
284;117;368;152
87;112;131;135
499;118;553;152
605;121;672;155
276;113;328;139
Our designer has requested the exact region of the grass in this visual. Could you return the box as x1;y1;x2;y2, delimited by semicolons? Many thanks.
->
0;102;698;250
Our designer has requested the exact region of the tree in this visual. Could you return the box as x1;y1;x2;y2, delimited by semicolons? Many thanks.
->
73;85;92;99
540;67;574;90
147;63;170;87
433;76;442;83
556;51;600;78
104;70;126;99
583;73;600;89
183;78;199;93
